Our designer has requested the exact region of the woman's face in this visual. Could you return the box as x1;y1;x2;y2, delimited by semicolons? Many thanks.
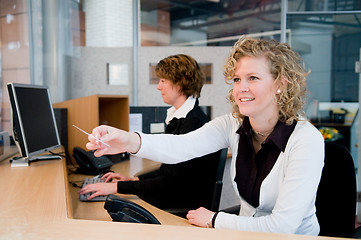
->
232;55;279;121
157;78;182;106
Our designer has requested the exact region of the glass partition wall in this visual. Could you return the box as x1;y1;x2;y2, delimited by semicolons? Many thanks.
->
286;3;361;162
0;0;360;192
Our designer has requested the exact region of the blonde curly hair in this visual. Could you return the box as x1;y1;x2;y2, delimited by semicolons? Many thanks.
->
225;36;309;124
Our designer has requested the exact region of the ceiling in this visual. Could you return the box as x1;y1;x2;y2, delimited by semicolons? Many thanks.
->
140;0;361;45
141;0;280;22
140;0;282;45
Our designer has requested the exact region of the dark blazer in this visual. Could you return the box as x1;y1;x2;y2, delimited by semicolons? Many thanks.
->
117;99;220;211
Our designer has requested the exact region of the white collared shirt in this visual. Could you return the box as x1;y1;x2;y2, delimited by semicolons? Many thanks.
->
165;96;196;125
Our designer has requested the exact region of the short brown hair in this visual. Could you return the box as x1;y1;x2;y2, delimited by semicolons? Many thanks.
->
225;37;309;124
155;54;205;98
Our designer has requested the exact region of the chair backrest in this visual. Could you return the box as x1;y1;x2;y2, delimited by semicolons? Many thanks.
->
163;148;228;217
210;148;228;212
315;142;356;237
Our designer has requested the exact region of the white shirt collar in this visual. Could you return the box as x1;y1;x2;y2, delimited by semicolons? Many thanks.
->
165;96;196;125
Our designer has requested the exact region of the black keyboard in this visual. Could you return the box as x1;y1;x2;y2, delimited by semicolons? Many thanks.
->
79;177;107;202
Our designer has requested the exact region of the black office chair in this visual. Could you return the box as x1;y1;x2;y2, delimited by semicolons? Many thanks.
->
165;148;229;217
209;148;229;211
222;141;358;237
315;142;356;238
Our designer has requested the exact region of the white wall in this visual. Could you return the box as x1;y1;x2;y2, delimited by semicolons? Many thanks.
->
67;35;337;120
137;47;232;118
69;47;133;99
68;46;233;119
85;0;133;47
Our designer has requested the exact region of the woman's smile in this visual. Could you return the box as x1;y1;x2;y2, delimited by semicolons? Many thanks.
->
239;97;255;102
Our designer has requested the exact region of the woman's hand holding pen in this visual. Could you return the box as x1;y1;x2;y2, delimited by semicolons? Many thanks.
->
86;125;141;157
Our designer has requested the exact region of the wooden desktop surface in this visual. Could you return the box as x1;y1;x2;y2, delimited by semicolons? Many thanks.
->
0;152;345;240
66;155;189;225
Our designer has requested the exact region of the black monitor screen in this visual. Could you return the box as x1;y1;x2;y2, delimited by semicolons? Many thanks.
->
7;83;61;158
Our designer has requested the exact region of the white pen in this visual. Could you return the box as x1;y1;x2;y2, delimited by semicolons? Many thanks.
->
72;125;111;147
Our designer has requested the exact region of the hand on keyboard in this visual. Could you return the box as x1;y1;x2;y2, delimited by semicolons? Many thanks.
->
101;172;139;182
79;177;117;202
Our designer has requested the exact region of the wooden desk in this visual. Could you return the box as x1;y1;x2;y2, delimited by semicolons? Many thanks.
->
0;154;346;239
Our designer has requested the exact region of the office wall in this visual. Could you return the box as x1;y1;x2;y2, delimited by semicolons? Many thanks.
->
68;46;232;119
68;47;133;99
137;47;232;118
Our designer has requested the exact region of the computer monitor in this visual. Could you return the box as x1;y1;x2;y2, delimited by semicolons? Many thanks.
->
7;83;61;165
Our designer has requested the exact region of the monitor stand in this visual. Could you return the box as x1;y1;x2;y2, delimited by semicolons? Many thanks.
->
10;155;62;167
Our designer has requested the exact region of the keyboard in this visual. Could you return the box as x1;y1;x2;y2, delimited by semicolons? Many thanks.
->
79;177;107;202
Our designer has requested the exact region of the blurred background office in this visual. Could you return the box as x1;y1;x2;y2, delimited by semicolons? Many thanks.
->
0;0;360;214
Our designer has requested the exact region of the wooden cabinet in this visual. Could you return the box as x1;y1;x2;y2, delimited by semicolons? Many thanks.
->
53;95;129;164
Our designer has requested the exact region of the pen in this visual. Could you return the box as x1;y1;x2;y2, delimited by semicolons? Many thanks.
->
72;125;111;147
